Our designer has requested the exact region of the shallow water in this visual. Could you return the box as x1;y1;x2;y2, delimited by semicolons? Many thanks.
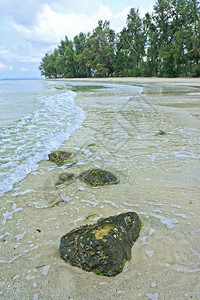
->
0;80;47;125
0;80;200;299
0;80;86;196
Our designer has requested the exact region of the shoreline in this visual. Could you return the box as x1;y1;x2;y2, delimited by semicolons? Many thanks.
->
49;76;200;86
0;78;200;299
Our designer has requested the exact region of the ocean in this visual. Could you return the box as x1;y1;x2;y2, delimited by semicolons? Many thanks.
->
0;79;86;196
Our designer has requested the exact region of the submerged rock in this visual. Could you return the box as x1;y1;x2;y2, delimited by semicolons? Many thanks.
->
55;173;75;186
60;212;141;276
155;130;167;136
79;169;119;186
48;151;74;166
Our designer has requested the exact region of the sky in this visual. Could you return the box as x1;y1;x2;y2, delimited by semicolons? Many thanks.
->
0;0;155;79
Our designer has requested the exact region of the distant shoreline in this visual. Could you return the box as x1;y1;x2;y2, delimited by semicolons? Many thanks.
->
48;76;200;87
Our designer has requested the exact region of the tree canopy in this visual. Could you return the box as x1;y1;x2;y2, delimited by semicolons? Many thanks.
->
39;0;200;78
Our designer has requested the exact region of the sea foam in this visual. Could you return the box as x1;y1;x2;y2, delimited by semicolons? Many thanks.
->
0;89;86;196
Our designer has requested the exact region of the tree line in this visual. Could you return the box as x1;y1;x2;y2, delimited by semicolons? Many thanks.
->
39;0;200;78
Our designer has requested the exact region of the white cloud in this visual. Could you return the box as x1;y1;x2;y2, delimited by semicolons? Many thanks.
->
0;61;13;71
115;6;132;19
115;5;151;19
111;6;131;32
12;3;152;46
109;5;151;33
13;3;114;44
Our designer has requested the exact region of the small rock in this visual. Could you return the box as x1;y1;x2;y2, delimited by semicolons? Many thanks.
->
60;212;141;276
48;151;74;166
55;173;75;186
155;130;167;136
79;169;119;186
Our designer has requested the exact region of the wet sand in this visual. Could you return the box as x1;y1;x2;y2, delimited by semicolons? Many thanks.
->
0;78;200;299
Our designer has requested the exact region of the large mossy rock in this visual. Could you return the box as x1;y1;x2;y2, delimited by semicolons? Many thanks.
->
60;212;141;276
48;151;73;166
79;169;119;186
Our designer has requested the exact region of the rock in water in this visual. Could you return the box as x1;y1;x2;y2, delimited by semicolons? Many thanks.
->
55;173;75;186
155;130;167;136
79;169;119;186
48;151;73;166
60;212;141;276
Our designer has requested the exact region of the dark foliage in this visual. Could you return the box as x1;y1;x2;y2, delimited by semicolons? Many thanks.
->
39;0;200;78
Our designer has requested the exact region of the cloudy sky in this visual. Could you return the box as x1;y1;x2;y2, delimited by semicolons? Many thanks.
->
0;0;155;79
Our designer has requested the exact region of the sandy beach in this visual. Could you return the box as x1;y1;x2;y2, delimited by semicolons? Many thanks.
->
0;77;200;300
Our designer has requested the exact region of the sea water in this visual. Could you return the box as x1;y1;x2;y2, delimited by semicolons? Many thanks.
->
0;79;200;299
0;80;86;196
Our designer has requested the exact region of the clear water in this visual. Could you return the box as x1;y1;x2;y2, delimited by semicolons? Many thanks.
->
0;80;199;299
0;80;86;196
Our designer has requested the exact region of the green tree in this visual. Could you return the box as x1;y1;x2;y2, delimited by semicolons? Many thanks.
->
153;0;174;76
190;1;200;65
89;20;115;77
153;0;171;45
63;42;75;78
125;8;145;76
39;52;57;78
143;12;159;76
113;32;130;76
39;0;200;78
77;32;96;77
73;33;88;77
173;28;186;75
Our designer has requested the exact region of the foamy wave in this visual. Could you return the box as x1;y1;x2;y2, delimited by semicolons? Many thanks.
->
0;90;86;196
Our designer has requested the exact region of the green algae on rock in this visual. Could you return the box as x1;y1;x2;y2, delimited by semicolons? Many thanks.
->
79;169;120;186
55;173;75;187
60;212;141;276
48;151;74;166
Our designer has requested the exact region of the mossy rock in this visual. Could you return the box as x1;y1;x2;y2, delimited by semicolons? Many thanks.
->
55;173;75;186
60;212;141;276
79;169;120;186
48;151;74;166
